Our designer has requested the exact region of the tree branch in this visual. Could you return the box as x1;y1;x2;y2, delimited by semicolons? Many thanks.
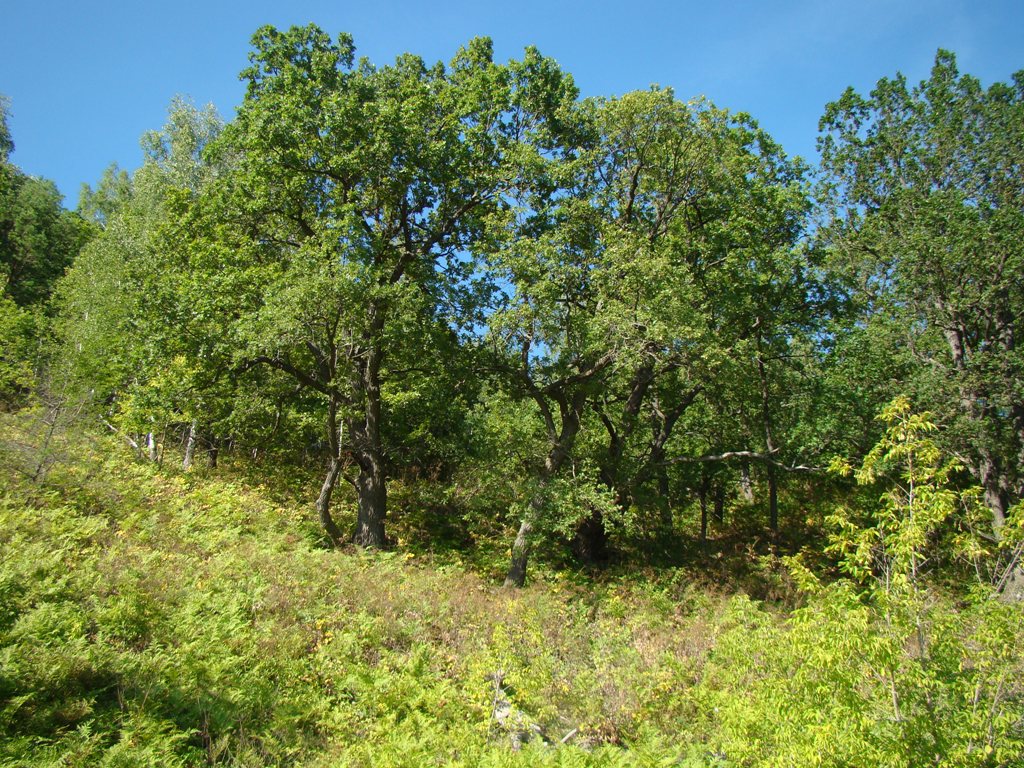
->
663;448;820;472
239;355;344;400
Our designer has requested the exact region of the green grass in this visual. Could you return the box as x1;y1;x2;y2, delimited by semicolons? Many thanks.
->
1;417;1021;766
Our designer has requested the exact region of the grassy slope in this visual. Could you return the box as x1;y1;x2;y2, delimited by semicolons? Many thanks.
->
1;417;1022;767
0;424;733;767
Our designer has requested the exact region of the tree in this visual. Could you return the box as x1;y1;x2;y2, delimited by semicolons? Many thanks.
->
213;25;580;548
487;88;815;583
0;98;91;310
484;179;617;582
0;95;12;161
818;51;1024;591
55;98;227;457
0;291;36;406
0;96;92;406
592;94;814;538
78;164;132;229
581;90;732;543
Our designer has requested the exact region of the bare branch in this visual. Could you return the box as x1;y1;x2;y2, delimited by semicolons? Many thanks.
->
663;448;820;472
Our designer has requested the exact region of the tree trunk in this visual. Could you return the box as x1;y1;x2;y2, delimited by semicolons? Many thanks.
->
658;470;670;500
757;329;779;537
316;457;345;547
351;307;388;549
714;482;725;525
207;439;218;469
504;516;534;588
660;487;675;531
572;508;608;566
979;452;1024;600
505;390;585;587
147;432;159;462
182;421;198;471
979;453;1009;533
740;462;754;502
635;386;701;497
585;364;654;555
353;458;387;547
699;476;709;545
939;304;1023;599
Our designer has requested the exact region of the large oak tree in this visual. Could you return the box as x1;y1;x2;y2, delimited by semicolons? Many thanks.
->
216;25;579;547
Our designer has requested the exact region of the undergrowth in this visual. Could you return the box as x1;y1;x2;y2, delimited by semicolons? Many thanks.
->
1;417;1021;766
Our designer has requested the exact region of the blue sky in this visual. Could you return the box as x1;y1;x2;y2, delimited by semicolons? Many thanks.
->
2;1;1022;204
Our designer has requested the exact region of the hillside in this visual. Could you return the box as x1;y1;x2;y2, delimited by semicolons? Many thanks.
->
1;414;1022;767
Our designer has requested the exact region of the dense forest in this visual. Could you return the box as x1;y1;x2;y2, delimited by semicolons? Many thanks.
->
1;25;1022;766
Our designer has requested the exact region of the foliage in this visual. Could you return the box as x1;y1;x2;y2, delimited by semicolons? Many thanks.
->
0;294;36;406
5;31;1024;768
0;97;92;408
818;50;1024;543
2;411;1021;766
826;396;988;589
0;427;718;765
0;168;92;308
176;24;588;547
696;400;1024;767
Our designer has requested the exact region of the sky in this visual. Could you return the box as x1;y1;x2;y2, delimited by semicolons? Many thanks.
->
2;0;1022;205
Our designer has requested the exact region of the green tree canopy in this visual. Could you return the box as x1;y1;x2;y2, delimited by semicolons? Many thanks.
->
204;24;583;548
818;51;1024;556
